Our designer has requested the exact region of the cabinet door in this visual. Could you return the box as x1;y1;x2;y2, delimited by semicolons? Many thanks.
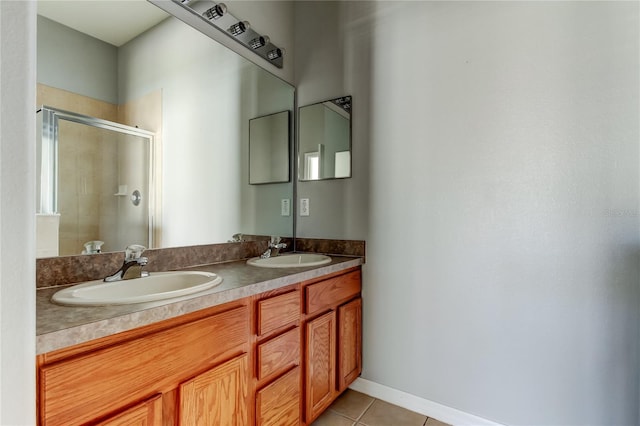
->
338;298;362;392
95;394;162;426
305;310;336;424
179;354;249;426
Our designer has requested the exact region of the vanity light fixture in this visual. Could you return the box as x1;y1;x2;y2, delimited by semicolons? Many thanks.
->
152;0;285;69
249;36;268;49
228;21;249;36
203;3;226;20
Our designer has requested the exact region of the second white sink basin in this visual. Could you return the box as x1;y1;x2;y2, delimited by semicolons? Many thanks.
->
247;253;332;268
51;271;223;306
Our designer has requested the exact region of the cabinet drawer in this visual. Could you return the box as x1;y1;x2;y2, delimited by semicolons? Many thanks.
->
256;366;300;426
257;327;300;381
305;270;361;315
257;290;300;336
39;305;249;426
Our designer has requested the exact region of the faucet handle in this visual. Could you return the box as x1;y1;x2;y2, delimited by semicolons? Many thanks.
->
82;240;104;254
125;244;146;261
229;233;244;243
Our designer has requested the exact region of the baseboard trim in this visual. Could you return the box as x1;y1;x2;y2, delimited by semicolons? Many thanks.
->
349;378;503;426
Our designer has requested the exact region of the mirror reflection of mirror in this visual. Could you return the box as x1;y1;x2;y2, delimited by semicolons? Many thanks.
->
249;111;290;185
298;96;352;181
35;2;295;258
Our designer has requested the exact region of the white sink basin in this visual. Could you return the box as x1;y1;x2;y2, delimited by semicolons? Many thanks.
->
247;253;332;268
51;271;223;306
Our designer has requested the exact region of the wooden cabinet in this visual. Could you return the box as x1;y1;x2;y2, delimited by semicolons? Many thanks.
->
95;394;162;426
37;303;250;426
302;269;362;424
37;266;362;426
179;354;249;425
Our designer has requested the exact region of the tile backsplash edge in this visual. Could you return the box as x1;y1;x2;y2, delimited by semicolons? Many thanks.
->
295;238;365;258
36;238;364;288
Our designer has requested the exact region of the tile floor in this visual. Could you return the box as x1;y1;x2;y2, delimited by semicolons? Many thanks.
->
311;389;451;426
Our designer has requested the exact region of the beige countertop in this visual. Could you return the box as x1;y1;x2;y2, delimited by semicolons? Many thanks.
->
37;255;363;355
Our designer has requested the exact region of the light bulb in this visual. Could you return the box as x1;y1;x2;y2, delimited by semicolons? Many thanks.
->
229;21;249;36
203;3;226;20
249;36;269;49
267;48;282;60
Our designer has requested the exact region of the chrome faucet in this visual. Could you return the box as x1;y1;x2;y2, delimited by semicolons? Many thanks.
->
104;244;149;282
260;236;287;258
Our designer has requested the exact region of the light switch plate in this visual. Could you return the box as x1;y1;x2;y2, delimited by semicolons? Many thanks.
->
300;198;310;216
281;199;290;216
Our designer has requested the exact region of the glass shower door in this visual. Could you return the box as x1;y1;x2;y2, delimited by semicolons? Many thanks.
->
37;107;154;256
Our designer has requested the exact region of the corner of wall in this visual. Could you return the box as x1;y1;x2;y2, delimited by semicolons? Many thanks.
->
0;1;37;424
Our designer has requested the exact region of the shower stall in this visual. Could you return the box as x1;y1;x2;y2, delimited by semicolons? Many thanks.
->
36;106;155;257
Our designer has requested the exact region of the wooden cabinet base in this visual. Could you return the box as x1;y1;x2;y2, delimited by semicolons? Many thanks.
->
37;303;250;426
37;266;363;426
302;270;363;425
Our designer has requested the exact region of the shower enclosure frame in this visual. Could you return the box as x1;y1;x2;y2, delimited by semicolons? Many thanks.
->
36;105;156;251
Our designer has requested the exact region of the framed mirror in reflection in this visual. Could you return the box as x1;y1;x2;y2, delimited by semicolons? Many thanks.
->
249;111;290;185
298;96;352;181
35;1;295;258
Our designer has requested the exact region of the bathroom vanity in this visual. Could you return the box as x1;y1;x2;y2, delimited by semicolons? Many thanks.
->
36;256;362;425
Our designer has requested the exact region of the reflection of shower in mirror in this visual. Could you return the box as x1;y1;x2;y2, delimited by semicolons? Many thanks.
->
36;106;155;256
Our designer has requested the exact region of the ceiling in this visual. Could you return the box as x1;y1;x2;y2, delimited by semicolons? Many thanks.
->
37;0;170;47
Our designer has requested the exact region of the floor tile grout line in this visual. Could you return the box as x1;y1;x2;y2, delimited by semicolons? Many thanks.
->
326;408;364;424
326;390;442;426
353;396;377;423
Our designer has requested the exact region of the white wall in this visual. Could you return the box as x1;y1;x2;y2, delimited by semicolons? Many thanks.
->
295;1;639;425
37;16;118;104
0;1;37;424
295;1;371;239
119;17;245;246
119;17;294;246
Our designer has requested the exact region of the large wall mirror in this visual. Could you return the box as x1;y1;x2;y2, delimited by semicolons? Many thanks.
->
298;96;352;181
35;1;294;257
